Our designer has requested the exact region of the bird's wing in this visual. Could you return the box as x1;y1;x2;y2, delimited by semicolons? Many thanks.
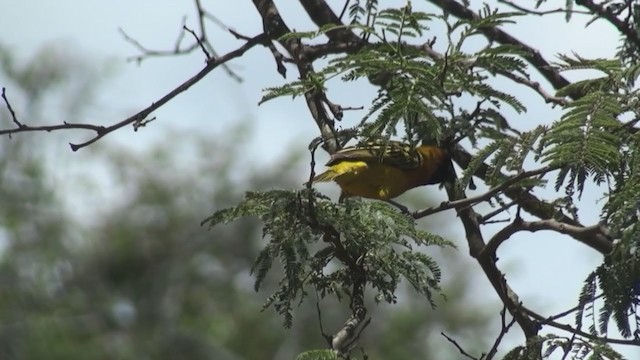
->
309;161;369;183
326;141;421;170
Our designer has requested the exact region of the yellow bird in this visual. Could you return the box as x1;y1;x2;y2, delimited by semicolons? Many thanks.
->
309;141;455;200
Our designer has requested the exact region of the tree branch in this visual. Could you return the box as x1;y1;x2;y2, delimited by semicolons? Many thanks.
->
253;0;342;153
1;87;23;128
575;0;640;52
1;33;266;150
482;218;613;258
443;182;539;339
427;0;572;94
441;332;480;360
485;306;518;360
419;43;568;106
298;0;362;43
523;306;640;346
451;145;614;255
414;165;560;219
497;0;591;17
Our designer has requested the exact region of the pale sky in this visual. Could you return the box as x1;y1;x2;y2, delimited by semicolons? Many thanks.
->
1;1;637;358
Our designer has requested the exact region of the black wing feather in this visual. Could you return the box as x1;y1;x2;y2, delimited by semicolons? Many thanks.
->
327;140;422;170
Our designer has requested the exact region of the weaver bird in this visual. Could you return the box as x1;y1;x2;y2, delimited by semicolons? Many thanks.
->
309;141;455;200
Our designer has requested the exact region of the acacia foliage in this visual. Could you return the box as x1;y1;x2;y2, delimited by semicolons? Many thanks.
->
206;1;640;359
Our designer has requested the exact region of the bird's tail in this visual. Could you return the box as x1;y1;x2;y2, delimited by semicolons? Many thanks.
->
304;170;338;186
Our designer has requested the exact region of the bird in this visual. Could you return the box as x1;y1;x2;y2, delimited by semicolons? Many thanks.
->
308;140;455;200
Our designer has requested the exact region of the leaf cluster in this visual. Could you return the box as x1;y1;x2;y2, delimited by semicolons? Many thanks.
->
245;3;640;357
262;8;530;146
502;335;625;360
203;190;452;327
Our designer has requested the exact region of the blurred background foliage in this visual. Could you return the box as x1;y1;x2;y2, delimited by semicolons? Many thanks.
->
0;44;493;359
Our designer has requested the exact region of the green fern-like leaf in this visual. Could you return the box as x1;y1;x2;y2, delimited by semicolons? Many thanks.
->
576;271;598;335
542;91;622;198
594;251;639;338
295;349;339;360
203;189;452;327
459;140;504;189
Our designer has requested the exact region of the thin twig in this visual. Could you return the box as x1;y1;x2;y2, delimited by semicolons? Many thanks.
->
183;25;211;59
316;300;333;346
0;34;266;150
441;332;480;360
119;27;199;63
547;294;603;323
575;0;640;52
523;306;640;346
1;87;22;128
427;0;573;95
413;165;560;218
497;0;590;16
338;0;350;20
479;200;517;224
201;9;231;30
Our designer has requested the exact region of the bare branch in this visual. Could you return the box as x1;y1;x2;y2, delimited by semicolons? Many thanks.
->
485;307;518;360
0;34;266;150
119;27;199;63
299;0;362;43
479;200;517;223
183;25;211;60
199;6;232;31
497;0;591;16
482;218;613;258
442;181;539;339
315;300;333;347
441;332;480;360
119;1;241;81
1;87;22;128
343;317;371;353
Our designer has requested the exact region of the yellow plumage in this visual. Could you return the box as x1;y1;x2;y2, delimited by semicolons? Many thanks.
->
309;141;454;200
